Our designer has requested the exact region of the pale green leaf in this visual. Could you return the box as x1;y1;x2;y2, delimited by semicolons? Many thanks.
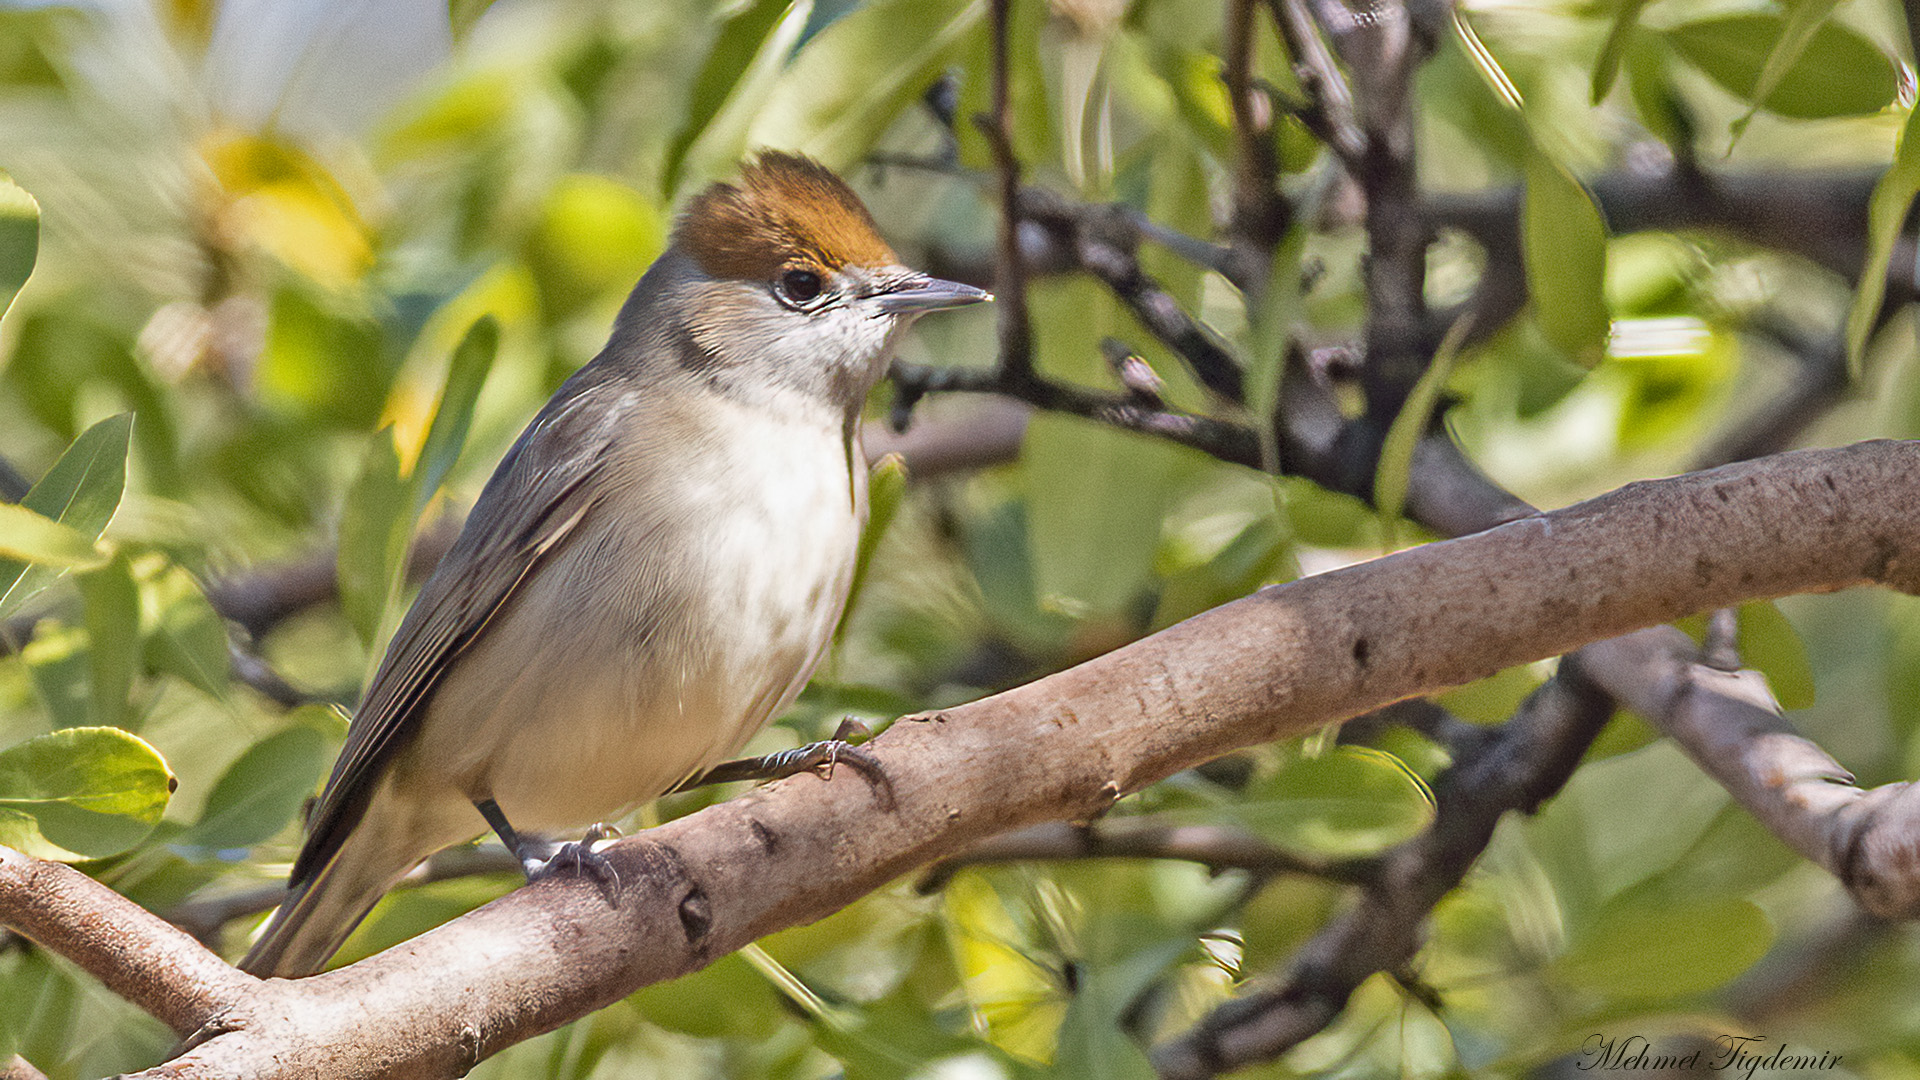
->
0;414;133;620
1666;14;1895;121
664;0;798;193
79;556;139;730
1589;0;1649;104
1523;149;1610;368
1846;105;1920;374
1230;745;1436;858
0;169;38;327
1554;897;1773;1000
413;314;498;511
0;727;174;861
747;0;986;171
1738;600;1815;711
0;504;107;571
337;434;411;650
1727;0;1840;144
179;720;330;850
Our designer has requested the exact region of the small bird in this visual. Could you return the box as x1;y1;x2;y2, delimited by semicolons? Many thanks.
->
241;152;988;977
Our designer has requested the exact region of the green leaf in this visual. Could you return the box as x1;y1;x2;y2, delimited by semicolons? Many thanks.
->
0;504;107;570
1230;746;1435;858
664;0;797;193
0;727;174;861
672;0;817;194
0;414;133;620
747;0;985;171
1375;312;1475;528
338;434;411;650
1052;936;1189;1080
1523;149;1610;368
1665;14;1896;121
144;575;231;700
178;721;330;850
1726;0;1840;144
1737;600;1815;712
1846;104;1920;374
413;314;498;512
1529;740;1728;908
1553;896;1773;1000
22;624;91;730
836;452;907;643
0;169;38;327
79;556;139;730
1589;0;1649;104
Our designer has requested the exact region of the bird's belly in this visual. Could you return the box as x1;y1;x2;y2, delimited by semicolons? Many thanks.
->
409;422;863;834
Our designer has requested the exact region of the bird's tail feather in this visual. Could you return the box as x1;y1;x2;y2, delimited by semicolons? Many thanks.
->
239;807;446;978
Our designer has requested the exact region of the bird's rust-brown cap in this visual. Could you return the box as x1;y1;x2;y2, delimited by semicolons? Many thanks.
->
676;151;898;282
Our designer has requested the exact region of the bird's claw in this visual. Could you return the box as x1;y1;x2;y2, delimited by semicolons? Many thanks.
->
526;822;622;906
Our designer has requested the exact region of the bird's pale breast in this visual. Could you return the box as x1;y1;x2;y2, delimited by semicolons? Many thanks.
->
408;388;865;833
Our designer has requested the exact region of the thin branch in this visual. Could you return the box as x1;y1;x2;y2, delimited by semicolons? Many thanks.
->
915;820;1377;893
1265;0;1365;165
1153;660;1617;1078
1579;625;1920;920
889;358;1262;464
1018;187;1247;400
1224;0;1291;264
978;0;1034;383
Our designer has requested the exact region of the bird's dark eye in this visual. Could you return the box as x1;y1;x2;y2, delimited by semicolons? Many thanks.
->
778;267;823;305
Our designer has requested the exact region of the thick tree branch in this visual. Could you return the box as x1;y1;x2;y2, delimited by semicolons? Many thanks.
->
0;847;255;1036
0;439;1903;1079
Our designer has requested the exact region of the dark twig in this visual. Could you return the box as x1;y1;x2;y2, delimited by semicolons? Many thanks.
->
888;359;1261;463
1265;0;1366;165
1224;0;1291;270
915;820;1377;893
978;0;1034;383
1152;660;1617;1078
1019;187;1247;401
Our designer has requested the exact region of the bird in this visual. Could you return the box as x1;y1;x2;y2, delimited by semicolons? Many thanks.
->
239;151;989;978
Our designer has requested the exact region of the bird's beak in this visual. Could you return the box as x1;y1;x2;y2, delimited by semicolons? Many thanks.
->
874;275;992;315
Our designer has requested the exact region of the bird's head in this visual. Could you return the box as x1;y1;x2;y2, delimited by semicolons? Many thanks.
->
634;151;988;412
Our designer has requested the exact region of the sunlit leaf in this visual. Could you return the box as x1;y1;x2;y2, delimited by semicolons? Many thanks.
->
78;555;139;730
1737;600;1815;711
1589;0;1648;104
664;0;797;193
673;0;817;194
1727;0;1840;144
0;168;38;327
337;433;411;650
1523;149;1610;368
143;572;231;700
1666;13;1896;121
413;314;498;511
1553;896;1773;1000
1847;104;1920;374
1230;746;1435;858
0;727;174;861
748;0;985;171
0;414;133;620
178;720;330;850
0;504;107;571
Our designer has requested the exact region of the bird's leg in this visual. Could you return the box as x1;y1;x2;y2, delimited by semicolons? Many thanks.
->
473;797;622;906
669;719;893;807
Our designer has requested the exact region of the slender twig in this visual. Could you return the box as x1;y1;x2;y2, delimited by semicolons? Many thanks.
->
1265;0;1365;165
916;820;1378;893
978;0;1034;383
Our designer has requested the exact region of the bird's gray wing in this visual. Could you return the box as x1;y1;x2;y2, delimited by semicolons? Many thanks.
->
289;372;634;885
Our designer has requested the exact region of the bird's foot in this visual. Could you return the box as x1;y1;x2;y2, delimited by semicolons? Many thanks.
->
524;822;623;906
671;719;893;808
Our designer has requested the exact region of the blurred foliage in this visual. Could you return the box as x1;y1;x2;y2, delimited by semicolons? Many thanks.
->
0;0;1918;1078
